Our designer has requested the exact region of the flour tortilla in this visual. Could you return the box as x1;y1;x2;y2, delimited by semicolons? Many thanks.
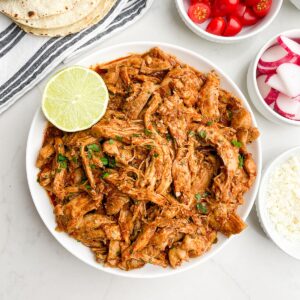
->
16;0;101;29
0;0;79;20
17;0;116;37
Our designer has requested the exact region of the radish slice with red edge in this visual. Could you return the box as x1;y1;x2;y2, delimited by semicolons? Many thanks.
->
259;44;294;68
257;64;277;75
278;35;300;57
257;74;279;105
274;94;299;119
276;63;300;98
266;74;292;97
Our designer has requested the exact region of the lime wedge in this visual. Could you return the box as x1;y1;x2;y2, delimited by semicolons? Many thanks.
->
42;66;109;132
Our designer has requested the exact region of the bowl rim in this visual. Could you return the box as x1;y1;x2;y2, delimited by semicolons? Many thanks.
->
251;28;300;126
26;41;262;278
257;145;300;260
175;0;283;42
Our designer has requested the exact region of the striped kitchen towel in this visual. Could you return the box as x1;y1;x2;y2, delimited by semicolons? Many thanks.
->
0;0;153;114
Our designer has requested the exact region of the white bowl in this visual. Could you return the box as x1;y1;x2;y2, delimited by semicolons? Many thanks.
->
175;0;283;44
26;41;262;278
256;146;300;260
247;29;300;127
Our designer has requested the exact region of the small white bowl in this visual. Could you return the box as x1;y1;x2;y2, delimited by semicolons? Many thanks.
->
257;146;300;260
175;0;283;44
247;29;300;127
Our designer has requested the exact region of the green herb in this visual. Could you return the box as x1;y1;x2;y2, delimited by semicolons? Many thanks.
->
100;157;109;166
196;203;208;214
153;153;159;158
85;184;91;190
166;133;172;141
144;129;152;136
227;110;233;120
145;144;152;150
87;144;100;152
188;131;195;137
56;168;61;173
199;130;207;139
102;172;110;179
57;154;67;162
87;151;92;159
60;160;67;169
238;154;244;168
207;121;213;126
108;157;116;168
36;178;40;183
115;135;123;142
72;157;78;164
109;139;114;145
195;193;202;201
132;134;140;137
90;164;96;169
231;140;242;148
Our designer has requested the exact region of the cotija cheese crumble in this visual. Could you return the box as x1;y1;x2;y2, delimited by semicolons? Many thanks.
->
266;154;300;243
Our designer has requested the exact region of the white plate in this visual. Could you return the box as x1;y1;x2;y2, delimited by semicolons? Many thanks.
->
256;146;300;260
26;42;262;278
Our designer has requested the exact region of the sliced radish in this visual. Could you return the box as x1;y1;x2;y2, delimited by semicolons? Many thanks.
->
276;63;300;98
278;35;300;57
274;94;299;119
257;63;277;75
266;74;290;96
259;44;294;68
257;74;279;105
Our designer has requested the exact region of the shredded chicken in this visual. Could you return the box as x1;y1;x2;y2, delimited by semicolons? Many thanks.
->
36;48;259;270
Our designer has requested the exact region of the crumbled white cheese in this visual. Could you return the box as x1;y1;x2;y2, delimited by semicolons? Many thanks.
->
266;154;300;243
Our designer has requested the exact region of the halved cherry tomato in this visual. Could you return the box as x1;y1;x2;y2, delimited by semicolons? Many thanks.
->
233;3;246;19
241;7;259;26
244;0;260;5
188;3;211;24
190;0;211;6
253;0;272;17
223;16;242;36
212;0;240;17
206;17;226;35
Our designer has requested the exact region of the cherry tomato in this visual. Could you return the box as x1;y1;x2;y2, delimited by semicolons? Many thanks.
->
212;0;240;17
206;17;227;35
190;0;211;6
241;7;259;25
188;3;211;24
233;3;246;19
244;0;260;5
223;16;242;36
253;0;272;17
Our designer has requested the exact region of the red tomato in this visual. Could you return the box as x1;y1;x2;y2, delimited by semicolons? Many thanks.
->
253;0;272;17
212;0;240;17
244;0;260;5
190;0;211;6
206;17;227;35
241;7;259;25
188;3;211;24
233;3;246;19
223;16;242;36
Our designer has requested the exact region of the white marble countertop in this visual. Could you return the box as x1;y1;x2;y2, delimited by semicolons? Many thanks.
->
1;1;300;299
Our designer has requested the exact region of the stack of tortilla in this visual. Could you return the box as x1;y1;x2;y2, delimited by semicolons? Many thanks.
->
0;0;117;37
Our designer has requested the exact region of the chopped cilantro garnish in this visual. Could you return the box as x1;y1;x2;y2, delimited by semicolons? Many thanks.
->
57;154;67;162
102;172;110;179
59;160;67;169
115;135;123;142
144;129;152;136
153;153;159;158
87;151;92;159
100;157;109;166
90;164;96;169
109;139;114;145
196;203;208;214
85;184;91;190
199;130;207;139
207;121;213;126
231;140;242;148
145;144;152;150
195;193;201;201
189;131;195;137
72;157;78;164
238;154;244;168
87;144;100;152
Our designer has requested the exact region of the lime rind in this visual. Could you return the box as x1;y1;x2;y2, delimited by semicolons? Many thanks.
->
42;66;109;132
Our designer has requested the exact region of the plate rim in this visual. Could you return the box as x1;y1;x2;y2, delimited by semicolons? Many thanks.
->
26;41;262;278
